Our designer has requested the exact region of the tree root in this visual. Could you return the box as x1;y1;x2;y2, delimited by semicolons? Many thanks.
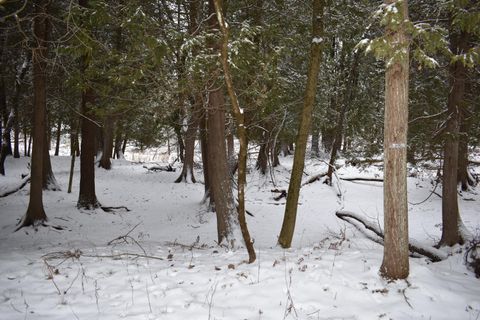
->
335;210;447;262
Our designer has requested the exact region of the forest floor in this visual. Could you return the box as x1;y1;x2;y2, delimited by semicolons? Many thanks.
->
0;147;479;320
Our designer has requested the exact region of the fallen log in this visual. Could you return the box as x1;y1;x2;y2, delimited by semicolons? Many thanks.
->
339;177;383;182
302;172;327;186
335;210;447;262
143;164;175;172
0;174;30;198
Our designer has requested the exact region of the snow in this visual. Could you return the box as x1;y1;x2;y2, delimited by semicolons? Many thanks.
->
0;149;479;319
312;37;323;44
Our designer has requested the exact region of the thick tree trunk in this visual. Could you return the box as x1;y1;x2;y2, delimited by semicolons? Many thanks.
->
438;29;469;247
380;0;410;280
77;87;100;209
278;0;325;248
206;0;237;245
98;117;114;170
76;0;100;209
256;139;268;175
17;0;49;229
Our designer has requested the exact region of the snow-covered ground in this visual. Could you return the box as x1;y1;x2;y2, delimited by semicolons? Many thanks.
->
0;150;479;320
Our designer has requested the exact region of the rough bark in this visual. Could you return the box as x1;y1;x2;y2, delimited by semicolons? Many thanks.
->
206;0;237;245
17;0;49;229
278;0;325;248
438;28;469;247
214;0;256;262
380;0;410;280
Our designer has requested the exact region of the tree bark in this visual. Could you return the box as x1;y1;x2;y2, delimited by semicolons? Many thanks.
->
206;0;237;245
98;117;114;170
278;0;325;248
77;0;99;209
380;0;410;280
17;0;49;229
214;0;256;262
438;28;469;247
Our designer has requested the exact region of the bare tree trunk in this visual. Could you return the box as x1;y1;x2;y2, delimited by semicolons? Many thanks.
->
77;0;99;209
278;0;325;248
214;0;256;262
438;28;469;247
206;0;237;245
176;97;200;183
199;103;212;203
380;0;410;280
311;125;320;157
43;128;60;190
77;86;100;209
17;0;49;229
54;119;61;156
98;117;114;170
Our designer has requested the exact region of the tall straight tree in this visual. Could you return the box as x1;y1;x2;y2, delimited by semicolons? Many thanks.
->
213;0;256;263
17;0;49;229
438;21;470;247
380;0;410;280
278;0;326;248
206;0;238;245
77;0;100;209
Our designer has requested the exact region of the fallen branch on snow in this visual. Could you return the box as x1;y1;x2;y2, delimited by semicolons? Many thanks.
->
339;177;383;182
0;174;30;198
143;164;175;172
335;210;447;262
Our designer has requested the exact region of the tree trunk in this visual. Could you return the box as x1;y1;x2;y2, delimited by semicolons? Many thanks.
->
380;0;410;280
113;120;124;159
54;119;61;156
77;86;100;209
311;125;320;157
77;0;99;209
438;28;469;247
199;103;212;203
256;139;268;175
278;0;325;248
43;127;59;190
176;97;200;183
99;117;114;170
206;0;237;245
214;0;256;262
17;0;49;229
